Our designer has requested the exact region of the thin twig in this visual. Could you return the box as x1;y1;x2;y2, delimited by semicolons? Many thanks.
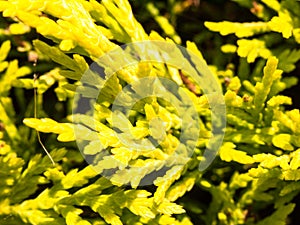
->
33;61;55;165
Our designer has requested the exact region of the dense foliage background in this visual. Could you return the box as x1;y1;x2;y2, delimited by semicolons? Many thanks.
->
1;0;300;224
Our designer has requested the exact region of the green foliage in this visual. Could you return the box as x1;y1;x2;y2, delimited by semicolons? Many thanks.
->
205;0;300;73
0;0;300;225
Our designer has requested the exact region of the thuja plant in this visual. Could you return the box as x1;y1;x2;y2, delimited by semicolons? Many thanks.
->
205;0;300;73
0;0;299;225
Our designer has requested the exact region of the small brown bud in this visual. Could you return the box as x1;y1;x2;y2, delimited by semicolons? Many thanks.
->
0;122;5;131
224;77;231;86
28;51;39;63
243;95;250;102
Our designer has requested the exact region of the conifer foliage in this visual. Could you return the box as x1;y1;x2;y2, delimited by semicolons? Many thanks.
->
0;0;300;224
